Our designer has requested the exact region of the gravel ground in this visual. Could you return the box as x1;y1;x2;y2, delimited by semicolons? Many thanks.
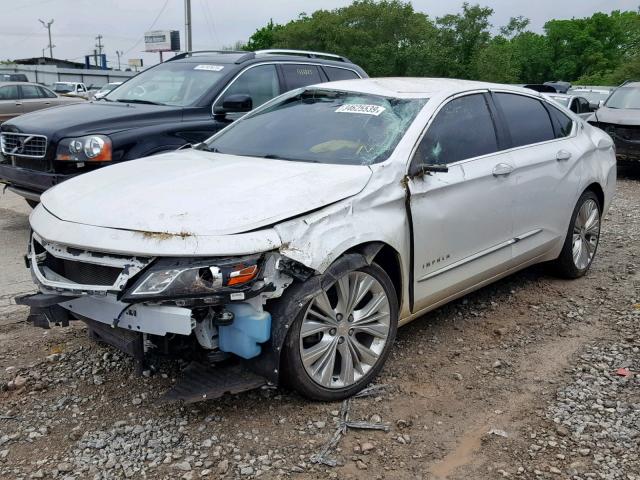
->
0;171;638;480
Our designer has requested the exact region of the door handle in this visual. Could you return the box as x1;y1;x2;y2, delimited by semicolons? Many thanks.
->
15;102;22;106
492;163;514;177
556;149;572;161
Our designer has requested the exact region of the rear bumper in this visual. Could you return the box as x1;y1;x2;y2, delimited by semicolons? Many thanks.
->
0;163;73;198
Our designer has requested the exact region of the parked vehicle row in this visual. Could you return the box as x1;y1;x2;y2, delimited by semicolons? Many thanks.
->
14;72;616;400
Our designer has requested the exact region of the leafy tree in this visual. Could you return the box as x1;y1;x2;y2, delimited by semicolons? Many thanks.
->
244;1;640;84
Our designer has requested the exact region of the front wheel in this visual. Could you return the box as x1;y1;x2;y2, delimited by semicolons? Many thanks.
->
283;263;398;401
553;190;601;278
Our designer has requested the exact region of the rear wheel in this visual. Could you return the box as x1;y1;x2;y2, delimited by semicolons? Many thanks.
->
283;263;398;401
553;190;601;278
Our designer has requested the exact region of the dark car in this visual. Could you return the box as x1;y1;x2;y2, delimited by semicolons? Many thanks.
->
588;81;640;163
0;49;367;205
1;73;29;82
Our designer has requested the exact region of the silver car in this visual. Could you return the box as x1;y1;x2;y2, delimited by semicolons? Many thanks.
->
18;78;616;401
0;82;82;123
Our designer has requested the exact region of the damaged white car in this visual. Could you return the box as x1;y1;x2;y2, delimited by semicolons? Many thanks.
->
17;78;616;402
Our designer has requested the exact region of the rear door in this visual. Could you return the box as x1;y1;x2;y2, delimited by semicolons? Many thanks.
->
19;84;49;113
408;92;516;312
491;91;581;263
0;85;22;122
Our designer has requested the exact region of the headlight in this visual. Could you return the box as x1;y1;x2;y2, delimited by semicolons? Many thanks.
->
56;135;112;162
122;257;260;301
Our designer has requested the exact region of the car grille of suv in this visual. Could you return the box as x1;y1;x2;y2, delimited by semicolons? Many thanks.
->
0;133;48;158
43;254;123;286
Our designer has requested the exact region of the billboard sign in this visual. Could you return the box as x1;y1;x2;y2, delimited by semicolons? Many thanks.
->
144;30;181;52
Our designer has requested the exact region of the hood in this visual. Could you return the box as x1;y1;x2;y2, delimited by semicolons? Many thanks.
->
0;101;183;138
41;149;372;237
593;107;640;126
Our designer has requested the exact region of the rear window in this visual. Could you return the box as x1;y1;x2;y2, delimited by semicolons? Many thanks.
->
281;64;324;90
494;93;555;147
324;67;361;82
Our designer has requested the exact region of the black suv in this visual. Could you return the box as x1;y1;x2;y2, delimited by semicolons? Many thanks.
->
0;49;367;205
588;80;640;164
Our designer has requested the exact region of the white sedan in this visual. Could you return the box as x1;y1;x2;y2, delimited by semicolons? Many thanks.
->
18;78;616;401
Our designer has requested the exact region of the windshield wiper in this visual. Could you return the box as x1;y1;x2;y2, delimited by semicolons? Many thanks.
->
115;98;166;106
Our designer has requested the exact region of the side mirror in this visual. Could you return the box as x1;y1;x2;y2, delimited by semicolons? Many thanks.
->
214;94;253;115
598;100;605;108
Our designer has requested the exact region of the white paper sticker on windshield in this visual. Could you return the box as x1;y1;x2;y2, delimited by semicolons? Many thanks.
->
194;64;224;72
335;104;386;116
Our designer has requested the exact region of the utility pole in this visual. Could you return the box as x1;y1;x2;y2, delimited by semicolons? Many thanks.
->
38;19;54;58
115;50;123;70
184;0;192;52
41;47;45;58
95;35;104;55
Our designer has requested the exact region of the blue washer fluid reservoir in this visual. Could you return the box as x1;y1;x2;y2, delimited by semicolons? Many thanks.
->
218;303;272;359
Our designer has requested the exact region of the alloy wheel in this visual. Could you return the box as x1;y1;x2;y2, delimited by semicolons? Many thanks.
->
299;271;391;389
572;198;600;270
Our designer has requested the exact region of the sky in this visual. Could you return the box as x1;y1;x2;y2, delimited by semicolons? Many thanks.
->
0;0;635;69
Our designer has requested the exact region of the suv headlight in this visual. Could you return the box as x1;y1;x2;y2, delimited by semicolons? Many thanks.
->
122;256;260;302
56;135;112;162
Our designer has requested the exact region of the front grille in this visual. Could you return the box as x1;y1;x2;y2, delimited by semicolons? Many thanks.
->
44;255;123;286
0;132;48;158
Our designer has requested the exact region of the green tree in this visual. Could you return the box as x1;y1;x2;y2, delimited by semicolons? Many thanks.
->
244;19;284;51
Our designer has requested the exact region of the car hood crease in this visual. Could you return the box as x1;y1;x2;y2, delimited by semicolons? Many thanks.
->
40;150;372;237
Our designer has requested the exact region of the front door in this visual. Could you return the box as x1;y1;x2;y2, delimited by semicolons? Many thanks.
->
408;92;515;312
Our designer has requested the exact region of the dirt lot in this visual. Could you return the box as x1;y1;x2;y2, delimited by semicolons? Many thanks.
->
1;170;638;480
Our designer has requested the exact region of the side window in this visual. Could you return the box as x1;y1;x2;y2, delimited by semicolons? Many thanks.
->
323;67;361;82
281;64;323;90
38;87;57;98
494;93;555;147
20;85;42;99
217;64;279;111
569;98;579;114
414;94;498;166
0;85;19;100
578;97;590;113
547;104;574;138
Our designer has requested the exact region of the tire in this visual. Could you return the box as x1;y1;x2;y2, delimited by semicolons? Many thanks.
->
553;190;601;279
283;263;398;401
25;199;39;209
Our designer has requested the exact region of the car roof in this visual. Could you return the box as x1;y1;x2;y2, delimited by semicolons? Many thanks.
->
621;82;640;88
0;81;43;87
167;50;360;68
308;77;543;99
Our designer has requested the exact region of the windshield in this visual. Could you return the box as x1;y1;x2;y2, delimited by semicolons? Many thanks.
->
205;89;427;165
105;62;227;106
549;95;570;107
605;87;640;109
98;83;118;93
53;83;73;93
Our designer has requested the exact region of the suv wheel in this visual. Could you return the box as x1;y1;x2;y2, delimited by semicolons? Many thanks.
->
283;263;398;401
